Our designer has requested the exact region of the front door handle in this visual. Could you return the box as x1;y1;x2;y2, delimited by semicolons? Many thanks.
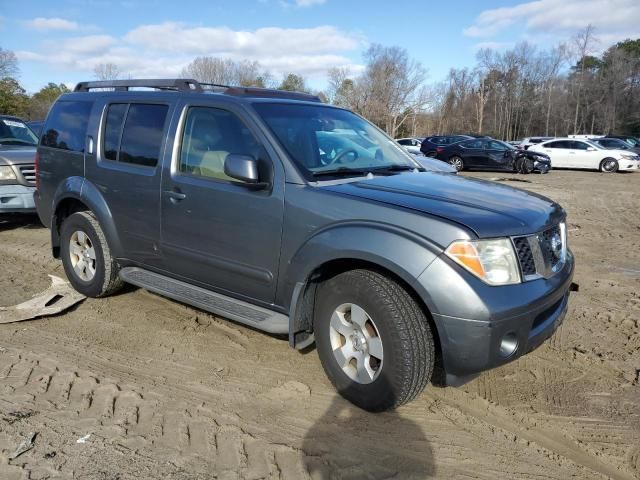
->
164;190;187;202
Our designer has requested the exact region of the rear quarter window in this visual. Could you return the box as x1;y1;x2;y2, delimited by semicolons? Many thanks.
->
41;100;93;152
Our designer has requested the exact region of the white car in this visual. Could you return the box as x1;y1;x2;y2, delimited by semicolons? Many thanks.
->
529;138;639;173
396;138;422;155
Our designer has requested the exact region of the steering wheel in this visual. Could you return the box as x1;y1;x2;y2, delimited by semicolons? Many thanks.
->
327;149;359;165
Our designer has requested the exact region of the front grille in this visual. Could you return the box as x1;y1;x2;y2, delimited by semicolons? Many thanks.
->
513;237;536;276
18;165;36;185
513;223;566;280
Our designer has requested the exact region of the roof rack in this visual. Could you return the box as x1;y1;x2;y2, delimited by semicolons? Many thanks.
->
74;79;203;92
73;78;322;102
224;86;321;102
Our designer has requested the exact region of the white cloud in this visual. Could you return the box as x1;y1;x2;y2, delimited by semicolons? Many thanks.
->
464;0;640;47
17;22;363;82
124;23;357;56
295;0;326;6
26;17;79;31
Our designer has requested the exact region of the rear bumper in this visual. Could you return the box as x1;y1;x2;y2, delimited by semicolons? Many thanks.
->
0;185;36;213
418;250;574;380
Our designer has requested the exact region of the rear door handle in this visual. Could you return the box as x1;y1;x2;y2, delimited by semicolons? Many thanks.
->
164;190;187;201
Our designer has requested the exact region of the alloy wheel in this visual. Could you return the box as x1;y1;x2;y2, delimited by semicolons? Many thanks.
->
69;230;96;281
328;303;383;384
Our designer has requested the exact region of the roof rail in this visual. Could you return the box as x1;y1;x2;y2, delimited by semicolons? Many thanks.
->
72;78;322;102
74;78;203;92
224;86;321;102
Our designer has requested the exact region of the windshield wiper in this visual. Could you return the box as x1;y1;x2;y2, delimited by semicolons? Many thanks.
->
311;167;375;178
370;164;424;173
0;140;37;146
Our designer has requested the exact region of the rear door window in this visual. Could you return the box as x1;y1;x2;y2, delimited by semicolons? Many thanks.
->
460;139;483;149
546;141;569;149
41;100;94;152
102;103;169;167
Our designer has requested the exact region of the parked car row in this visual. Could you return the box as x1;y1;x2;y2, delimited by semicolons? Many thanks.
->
395;133;640;174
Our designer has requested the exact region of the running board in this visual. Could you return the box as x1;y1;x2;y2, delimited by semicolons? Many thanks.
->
119;267;289;334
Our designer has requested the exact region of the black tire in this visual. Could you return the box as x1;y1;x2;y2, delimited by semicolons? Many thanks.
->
448;156;464;171
314;269;435;412
599;158;619;173
60;211;123;298
515;156;534;174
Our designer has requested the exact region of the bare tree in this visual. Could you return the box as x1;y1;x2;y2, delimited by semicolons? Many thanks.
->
571;25;597;134
350;44;429;136
93;63;121;80
181;57;265;87
0;47;19;78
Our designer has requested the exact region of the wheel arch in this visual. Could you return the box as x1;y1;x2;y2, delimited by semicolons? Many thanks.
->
283;223;443;354
52;179;122;259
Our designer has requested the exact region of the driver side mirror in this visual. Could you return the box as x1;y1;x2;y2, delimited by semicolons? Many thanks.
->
224;154;269;189
586;147;596;151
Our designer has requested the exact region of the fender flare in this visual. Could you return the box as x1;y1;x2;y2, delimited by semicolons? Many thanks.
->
283;222;443;347
51;178;123;258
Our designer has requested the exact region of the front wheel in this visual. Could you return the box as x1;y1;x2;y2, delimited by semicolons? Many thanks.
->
600;158;619;173
60;211;124;297
515;156;534;174
448;156;464;171
314;270;435;412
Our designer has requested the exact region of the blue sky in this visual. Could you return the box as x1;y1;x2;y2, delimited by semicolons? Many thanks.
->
2;0;639;93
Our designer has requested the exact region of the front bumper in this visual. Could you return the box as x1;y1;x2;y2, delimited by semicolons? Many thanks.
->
0;184;36;213
618;160;639;171
533;160;551;173
417;249;574;380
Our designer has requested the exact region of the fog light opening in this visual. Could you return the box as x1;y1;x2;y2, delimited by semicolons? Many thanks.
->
499;332;519;358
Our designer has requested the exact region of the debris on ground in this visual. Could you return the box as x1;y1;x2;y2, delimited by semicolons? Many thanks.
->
76;434;91;444
9;432;37;460
488;177;532;183
0;276;86;324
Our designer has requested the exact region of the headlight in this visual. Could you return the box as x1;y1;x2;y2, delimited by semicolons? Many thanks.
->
620;154;636;160
0;166;17;181
445;238;521;286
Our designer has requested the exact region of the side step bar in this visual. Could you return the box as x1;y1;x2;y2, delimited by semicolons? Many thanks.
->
119;267;289;334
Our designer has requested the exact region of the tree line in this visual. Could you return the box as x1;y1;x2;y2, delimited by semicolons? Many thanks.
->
1;25;638;140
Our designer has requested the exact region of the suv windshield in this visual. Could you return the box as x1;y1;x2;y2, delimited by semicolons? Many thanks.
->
253;103;420;178
0;118;39;146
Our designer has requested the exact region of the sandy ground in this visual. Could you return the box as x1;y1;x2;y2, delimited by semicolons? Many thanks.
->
0;170;638;480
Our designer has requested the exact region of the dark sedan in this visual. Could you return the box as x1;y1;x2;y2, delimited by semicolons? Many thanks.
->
593;137;640;155
420;134;473;157
435;137;551;173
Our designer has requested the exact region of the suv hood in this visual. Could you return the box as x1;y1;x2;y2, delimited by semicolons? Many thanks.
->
322;172;565;238
0;146;37;166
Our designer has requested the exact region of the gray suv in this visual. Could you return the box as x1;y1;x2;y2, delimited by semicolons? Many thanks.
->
0;115;39;213
35;79;574;412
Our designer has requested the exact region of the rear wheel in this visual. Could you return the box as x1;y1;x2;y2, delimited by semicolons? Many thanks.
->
60;211;123;297
448;156;464;171
600;158;619;173
314;269;435;412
